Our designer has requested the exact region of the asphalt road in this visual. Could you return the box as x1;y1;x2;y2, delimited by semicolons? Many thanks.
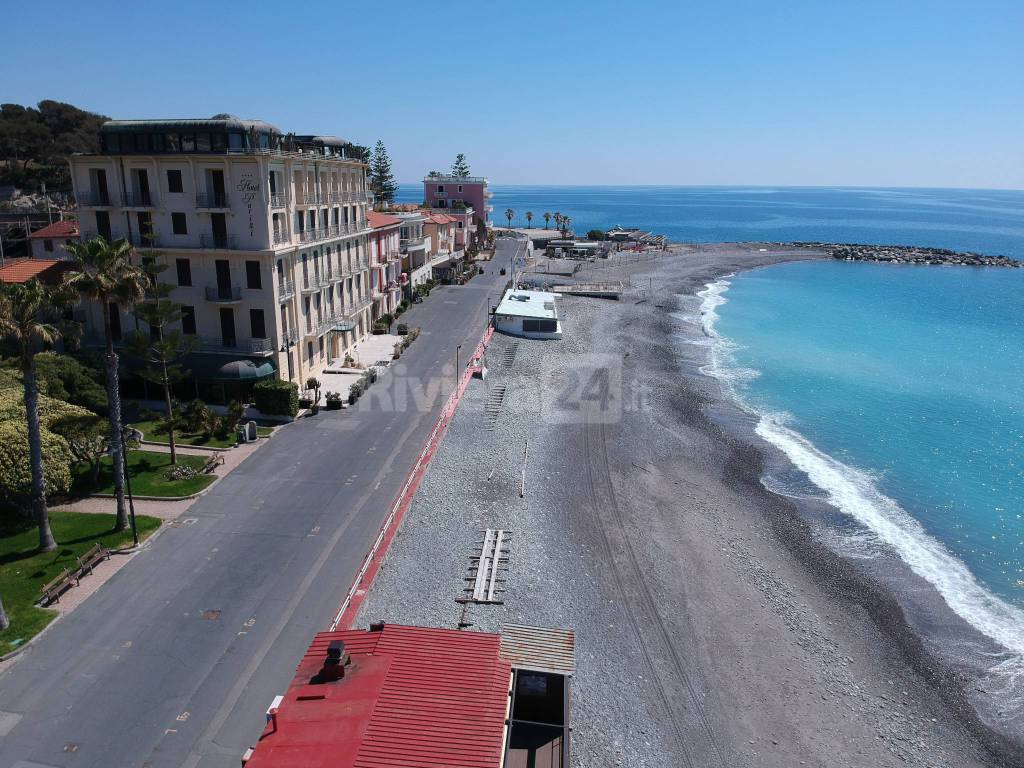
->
0;241;525;768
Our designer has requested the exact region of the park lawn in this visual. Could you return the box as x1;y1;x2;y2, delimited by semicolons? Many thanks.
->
0;511;161;654
131;419;275;448
70;450;215;497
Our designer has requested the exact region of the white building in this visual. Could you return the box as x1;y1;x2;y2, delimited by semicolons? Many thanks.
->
69;115;374;396
393;212;432;295
493;289;563;339
28;220;79;260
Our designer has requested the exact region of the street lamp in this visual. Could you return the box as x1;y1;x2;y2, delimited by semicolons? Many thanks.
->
455;344;463;395
120;426;140;548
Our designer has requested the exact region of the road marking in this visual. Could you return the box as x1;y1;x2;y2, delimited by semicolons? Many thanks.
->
176;711;190;722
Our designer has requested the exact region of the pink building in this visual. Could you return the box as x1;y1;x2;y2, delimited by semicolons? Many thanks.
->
367;211;402;316
422;173;491;238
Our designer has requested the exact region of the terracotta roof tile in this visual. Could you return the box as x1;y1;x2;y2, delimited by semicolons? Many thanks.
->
28;220;79;239
0;258;73;284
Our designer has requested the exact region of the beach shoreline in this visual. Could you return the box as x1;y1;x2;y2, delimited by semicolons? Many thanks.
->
359;243;1022;767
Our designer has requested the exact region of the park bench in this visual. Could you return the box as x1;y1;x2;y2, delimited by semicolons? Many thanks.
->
202;454;225;474
39;568;78;606
75;542;109;578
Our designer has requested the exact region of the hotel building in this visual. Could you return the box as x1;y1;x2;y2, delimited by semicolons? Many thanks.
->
69;115;374;396
422;173;492;236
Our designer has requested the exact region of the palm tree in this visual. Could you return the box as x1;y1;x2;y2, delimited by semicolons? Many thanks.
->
0;279;75;552
562;216;572;236
65;236;148;532
543;212;551;229
505;208;514;229
554;212;562;232
525;212;534;229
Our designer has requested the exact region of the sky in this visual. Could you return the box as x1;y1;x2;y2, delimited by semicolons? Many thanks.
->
3;0;1022;188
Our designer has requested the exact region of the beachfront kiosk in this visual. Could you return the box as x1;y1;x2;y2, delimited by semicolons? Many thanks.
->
494;289;563;339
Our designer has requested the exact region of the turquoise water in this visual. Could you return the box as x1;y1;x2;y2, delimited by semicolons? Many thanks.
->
702;261;1024;656
396;186;1024;259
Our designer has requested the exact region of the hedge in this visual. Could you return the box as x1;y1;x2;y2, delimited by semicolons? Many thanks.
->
253;379;299;417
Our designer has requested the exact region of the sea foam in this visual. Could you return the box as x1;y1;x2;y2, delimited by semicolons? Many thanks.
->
694;279;1024;665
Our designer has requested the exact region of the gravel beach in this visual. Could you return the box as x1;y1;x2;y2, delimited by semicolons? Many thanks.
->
358;243;1021;767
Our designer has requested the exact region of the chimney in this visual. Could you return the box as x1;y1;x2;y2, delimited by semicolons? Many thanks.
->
320;640;349;681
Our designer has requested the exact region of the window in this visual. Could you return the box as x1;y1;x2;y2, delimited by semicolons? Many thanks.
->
318;337;324;357
307;341;314;361
437;185;444;193
523;318;558;333
44;239;54;252
181;134;195;152
166;133;181;152
167;169;183;193
250;308;266;339
196;133;211;152
246;260;262;289
175;258;192;286
458;185;463;193
181;306;196;335
228;133;243;150
172;212;187;235
96;211;111;241
212;133;226;152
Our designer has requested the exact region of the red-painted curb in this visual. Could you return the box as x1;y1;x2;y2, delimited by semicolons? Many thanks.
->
329;325;496;630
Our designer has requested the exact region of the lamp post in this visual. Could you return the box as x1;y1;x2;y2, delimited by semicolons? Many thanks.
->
120;426;139;548
455;344;462;397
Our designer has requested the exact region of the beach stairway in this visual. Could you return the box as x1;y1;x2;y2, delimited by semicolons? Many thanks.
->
501;342;519;369
483;384;507;431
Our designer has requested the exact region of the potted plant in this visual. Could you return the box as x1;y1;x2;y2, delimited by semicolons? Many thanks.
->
348;381;363;405
396;322;409;335
305;377;322;414
325;391;343;410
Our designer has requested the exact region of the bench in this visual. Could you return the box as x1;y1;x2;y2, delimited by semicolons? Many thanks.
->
76;543;109;577
202;454;225;474
39;567;78;606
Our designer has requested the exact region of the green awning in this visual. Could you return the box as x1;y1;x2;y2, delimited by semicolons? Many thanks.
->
211;359;276;381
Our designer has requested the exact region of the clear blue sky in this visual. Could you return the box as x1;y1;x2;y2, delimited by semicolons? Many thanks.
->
4;0;1022;188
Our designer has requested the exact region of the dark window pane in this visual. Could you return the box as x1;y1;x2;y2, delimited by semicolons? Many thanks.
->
181;133;195;152
96;211;111;240
228;133;243;150
166;133;180;152
167;169;183;193
181;305;196;335
259;133;270;149
172;213;188;236
196;133;211;152
250;309;266;339
212;133;227;152
105;134;119;153
149;134;164;152
176;258;192;286
245;261;262;290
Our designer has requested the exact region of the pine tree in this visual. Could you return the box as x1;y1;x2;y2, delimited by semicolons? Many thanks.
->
451;153;471;178
370;140;398;205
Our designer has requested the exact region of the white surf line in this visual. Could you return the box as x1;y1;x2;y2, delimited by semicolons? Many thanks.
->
695;277;1024;660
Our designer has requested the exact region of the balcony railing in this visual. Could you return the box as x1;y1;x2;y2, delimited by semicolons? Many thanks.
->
283;327;299;344
205;285;242;302
196;192;230;209
301;193;323;205
400;236;427;251
270;193;289;208
123;191;156;207
200;234;237;249
77;191;117;207
341;295;373;317
191;336;273;355
130;230;161;247
272;228;291;246
424;174;488;184
299;274;330;293
278;280;295;300
298;228;330;243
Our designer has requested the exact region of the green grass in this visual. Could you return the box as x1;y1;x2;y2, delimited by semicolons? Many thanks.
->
0;511;161;654
131;419;275;448
70;451;215;497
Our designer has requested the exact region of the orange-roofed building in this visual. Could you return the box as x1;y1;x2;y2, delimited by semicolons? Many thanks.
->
28;220;79;260
0;258;75;285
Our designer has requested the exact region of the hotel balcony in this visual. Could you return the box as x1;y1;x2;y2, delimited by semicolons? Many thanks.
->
123;191;157;208
299;274;331;293
199;234;238;249
298;228;330;243
272;228;291;246
283;327;299;344
270;193;289;208
196;192;230;209
277;279;295;300
77;191;117;207
400;236;428;252
191;336;274;356
205;285;243;303
129;230;162;248
300;193;323;205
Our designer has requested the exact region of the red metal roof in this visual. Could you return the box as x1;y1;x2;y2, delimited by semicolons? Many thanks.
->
0;258;73;284
367;211;402;230
28;220;79;239
245;624;512;768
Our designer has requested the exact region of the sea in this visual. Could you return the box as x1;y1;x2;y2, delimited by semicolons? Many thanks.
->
394;185;1024;259
397;184;1024;728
